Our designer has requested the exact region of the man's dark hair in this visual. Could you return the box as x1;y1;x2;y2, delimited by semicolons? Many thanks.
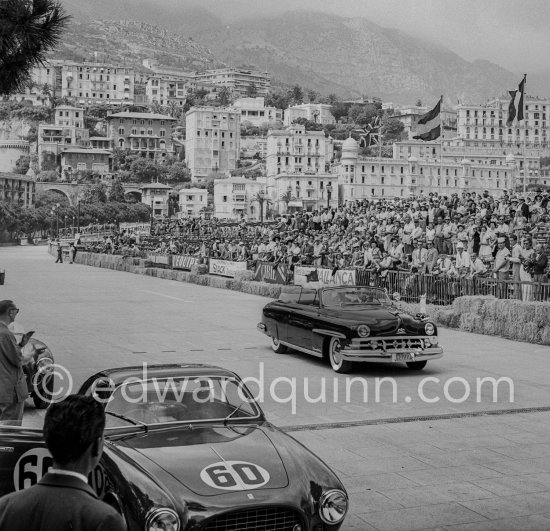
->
44;395;105;465
0;300;15;316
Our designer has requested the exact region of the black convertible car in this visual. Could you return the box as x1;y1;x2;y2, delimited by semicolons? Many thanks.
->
258;285;443;373
0;364;348;530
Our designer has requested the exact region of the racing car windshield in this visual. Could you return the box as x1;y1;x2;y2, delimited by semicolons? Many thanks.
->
322;287;391;308
105;376;261;427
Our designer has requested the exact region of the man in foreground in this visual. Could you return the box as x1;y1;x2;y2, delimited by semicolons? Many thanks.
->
0;395;126;531
0;300;31;425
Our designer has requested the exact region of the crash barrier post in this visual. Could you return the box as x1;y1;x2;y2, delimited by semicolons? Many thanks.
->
0;269;5;285
356;269;550;304
208;258;248;278
254;262;290;284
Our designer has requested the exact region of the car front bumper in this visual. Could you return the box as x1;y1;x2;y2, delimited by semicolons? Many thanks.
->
342;335;443;363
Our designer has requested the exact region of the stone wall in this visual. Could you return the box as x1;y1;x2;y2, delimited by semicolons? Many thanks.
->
61;250;550;346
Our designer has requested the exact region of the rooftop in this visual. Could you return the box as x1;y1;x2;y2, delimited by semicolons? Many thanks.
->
107;111;176;120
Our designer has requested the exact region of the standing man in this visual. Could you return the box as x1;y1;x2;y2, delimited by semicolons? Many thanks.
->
0;395;127;530
55;241;63;263
493;237;511;299
506;234;523;300
0;300;31;425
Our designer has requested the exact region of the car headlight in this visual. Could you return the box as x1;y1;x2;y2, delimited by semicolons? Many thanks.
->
145;508;180;531
357;324;370;337
425;323;435;336
319;489;348;525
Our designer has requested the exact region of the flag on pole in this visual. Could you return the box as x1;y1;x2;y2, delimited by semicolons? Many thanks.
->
506;75;527;125
413;97;442;141
517;74;526;121
506;90;517;127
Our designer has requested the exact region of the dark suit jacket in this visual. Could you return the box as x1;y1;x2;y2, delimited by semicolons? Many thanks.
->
0;322;28;404
0;472;126;531
533;253;548;275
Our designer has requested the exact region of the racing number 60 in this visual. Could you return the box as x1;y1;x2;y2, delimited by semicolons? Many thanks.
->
200;461;270;491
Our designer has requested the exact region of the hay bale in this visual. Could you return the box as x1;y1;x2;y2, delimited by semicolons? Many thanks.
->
234;270;255;282
538;326;550;345
533;303;550;328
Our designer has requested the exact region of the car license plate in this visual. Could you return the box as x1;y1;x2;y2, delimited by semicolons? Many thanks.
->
395;353;413;361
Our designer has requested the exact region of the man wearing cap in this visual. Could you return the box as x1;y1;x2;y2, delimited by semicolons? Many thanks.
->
493;237;511;299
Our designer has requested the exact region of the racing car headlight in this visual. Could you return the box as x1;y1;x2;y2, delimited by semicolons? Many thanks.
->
145;508;180;531
319;489;348;525
357;325;370;337
425;323;435;336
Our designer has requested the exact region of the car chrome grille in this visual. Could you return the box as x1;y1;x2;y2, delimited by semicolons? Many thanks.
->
202;506;302;531
348;336;431;352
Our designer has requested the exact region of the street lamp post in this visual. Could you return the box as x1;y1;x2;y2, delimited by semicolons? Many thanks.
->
326;183;333;208
77;200;81;233
64;215;67;235
50;203;60;239
72;216;75;237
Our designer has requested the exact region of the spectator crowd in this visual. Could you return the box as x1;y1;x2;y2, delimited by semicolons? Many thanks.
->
85;189;550;301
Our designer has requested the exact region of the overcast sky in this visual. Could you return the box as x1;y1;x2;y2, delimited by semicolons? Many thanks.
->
201;0;550;73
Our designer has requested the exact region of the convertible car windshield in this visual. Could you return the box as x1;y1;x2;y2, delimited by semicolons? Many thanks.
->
321;287;391;308
105;376;260;427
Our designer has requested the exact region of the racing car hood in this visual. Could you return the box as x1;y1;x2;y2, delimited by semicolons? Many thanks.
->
114;424;289;496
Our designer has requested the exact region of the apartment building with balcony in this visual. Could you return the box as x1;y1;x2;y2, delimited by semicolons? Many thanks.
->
141;183;174;218
265;172;337;214
213;176;264;220
185;107;241;182
336;137;514;201
192;68;270;98
107;111;176;160
266;125;333;177
0;173;35;207
456;97;550;149
146;72;193;107
178;187;208;217
233;97;282;127
38;105;90;171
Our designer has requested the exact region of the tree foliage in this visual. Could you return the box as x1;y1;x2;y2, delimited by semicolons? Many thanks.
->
0;0;70;95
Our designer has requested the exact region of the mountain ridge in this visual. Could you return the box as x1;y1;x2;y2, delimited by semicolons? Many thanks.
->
54;0;536;103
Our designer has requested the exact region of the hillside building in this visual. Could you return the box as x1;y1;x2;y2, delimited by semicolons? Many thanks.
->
107;111;176;160
213;176;265;220
0;173;35;207
233;97;282;127
185;106;241;183
266;124;333;177
192;68;270;98
284;103;335;126
178;187;208;217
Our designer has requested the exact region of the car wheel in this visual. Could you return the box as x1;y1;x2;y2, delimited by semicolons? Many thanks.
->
271;336;288;354
327;337;352;373
406;361;427;370
32;375;54;409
